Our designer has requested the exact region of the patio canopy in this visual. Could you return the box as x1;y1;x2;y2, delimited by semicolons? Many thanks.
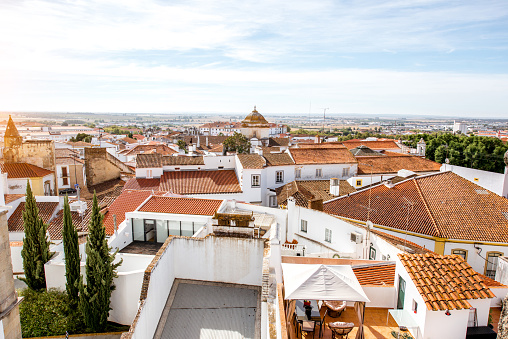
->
281;263;370;303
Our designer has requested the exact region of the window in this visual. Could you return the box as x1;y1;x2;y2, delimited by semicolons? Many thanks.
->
147;169;153;178
295;168;301;179
62;177;69;185
269;195;277;207
325;228;332;242
369;245;376;260
276;170;284;184
301;220;308;233
474;178;479;182
342;168;349;177
412;300;418;314
452;249;467;260
251;174;260;187
356;179;362;186
316;168;323;178
485;252;503;279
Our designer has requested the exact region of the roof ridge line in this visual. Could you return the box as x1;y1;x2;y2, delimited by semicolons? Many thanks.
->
413;177;442;238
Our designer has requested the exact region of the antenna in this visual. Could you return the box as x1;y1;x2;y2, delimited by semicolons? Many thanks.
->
402;197;415;251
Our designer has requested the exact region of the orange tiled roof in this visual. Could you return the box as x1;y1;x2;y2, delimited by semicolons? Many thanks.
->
398;253;495;311
138;196;222;215
289;148;357;165
8;201;59;233
5;194;24;204
264;153;294;166
237;154;266;169
324;171;508;242
66;141;92;147
276;180;356;207
103;190;154;235
124;144;177;156
268;137;290;147
356;155;441;174
161;156;205;166
296;142;346;149
159;170;241;195
352;262;395;286
342;140;401;150
123;178;161;191
0;162;54;178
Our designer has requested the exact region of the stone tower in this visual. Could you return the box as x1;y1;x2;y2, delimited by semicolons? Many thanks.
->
0;210;22;338
417;138;426;157
3;116;22;163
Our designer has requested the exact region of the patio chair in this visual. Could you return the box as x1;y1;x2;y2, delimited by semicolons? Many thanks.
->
328;321;354;339
323;300;346;318
299;320;317;338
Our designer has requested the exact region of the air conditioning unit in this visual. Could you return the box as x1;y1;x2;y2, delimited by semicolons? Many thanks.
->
350;232;363;244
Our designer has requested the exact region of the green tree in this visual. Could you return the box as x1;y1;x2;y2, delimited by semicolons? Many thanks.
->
176;140;187;153
223;132;251;154
21;181;52;290
127;131;133;139
79;193;121;332
62;196;80;304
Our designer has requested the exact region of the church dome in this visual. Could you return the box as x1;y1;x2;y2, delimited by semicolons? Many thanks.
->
241;106;269;127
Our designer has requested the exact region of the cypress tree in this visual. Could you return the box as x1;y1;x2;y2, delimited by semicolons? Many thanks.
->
62;195;80;304
79;193;121;332
20;180;52;290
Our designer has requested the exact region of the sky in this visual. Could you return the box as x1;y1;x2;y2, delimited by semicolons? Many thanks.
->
1;0;508;118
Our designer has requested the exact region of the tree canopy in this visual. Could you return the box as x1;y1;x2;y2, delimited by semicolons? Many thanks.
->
223;132;251;154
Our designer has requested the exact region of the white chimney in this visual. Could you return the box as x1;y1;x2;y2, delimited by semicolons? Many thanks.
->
255;146;263;156
197;134;200;148
192;144;197;152
330;178;340;196
206;136;209;147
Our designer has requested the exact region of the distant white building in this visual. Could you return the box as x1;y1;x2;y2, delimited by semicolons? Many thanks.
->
453;121;468;134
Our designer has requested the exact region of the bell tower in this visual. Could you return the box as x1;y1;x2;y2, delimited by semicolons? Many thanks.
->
3;116;22;163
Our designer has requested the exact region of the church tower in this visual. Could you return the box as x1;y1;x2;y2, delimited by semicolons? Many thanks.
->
3;116;22;163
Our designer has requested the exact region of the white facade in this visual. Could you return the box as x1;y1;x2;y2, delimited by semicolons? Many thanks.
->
453;121;468;134
294;163;357;181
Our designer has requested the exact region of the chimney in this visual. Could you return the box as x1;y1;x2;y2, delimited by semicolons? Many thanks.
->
206;136;209;147
192;144;197;152
197;134;200;148
308;198;323;211
255;146;263;156
330;178;340;196
315;135;320;144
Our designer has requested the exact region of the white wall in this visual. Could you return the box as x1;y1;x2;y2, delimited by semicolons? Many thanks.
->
10;245;23;273
203;155;236;170
297;163;357;181
468;298;491;327
441;165;508;198
423;308;469;339
131;236;266;339
362;286;396;308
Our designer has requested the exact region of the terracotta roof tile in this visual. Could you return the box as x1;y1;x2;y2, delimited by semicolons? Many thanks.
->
103;190;154;235
263;153;294;166
161;156;205;166
289;148;357;165
124;144;177;156
352;262;395;286
237;154;266;169
8;201;59;233
123;178;161;191
138;196;222;215
0;162;54;178
398;253;495;311
269;137;290;147
276;180;355;207
136;153;162;168
159;170;241;195
342;140;401;150
324;172;508;243
4;194;24;204
66;141;93;147
356;155;441;174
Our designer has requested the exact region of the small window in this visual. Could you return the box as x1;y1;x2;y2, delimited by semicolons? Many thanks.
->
276;170;284;184
342;168;349;177
301;220;308;233
356;179;362;186
295;168;301;179
268;195;277;207
251;174;260;188
147;169;153;178
316;168;323;178
369;245;376;260
218;166;224;169
412;299;418;314
474;178;479;182
452;249;467;260
174;167;180;171
325;228;332;242
62;177;69;185
485;252;503;279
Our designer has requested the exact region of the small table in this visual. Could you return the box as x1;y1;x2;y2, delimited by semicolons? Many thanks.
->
295;300;321;322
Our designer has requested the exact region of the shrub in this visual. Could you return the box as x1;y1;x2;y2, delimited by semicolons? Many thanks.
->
19;288;83;337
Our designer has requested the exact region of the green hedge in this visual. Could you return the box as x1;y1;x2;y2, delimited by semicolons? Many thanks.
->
19;288;83;337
